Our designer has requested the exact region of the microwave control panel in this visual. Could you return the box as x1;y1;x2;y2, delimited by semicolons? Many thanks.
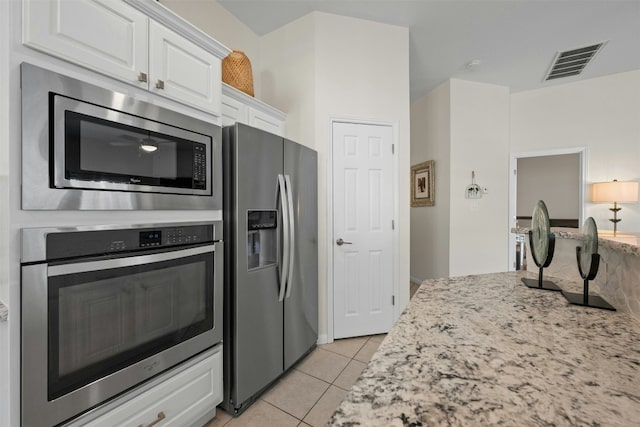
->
193;143;207;189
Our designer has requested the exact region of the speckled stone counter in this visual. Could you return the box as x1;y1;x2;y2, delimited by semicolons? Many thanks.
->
0;300;6;322
513;227;640;320
329;271;640;426
513;227;640;258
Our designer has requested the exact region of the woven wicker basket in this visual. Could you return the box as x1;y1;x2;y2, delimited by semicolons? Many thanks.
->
222;50;254;97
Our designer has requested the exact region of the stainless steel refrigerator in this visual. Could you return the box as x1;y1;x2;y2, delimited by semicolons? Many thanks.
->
221;123;318;415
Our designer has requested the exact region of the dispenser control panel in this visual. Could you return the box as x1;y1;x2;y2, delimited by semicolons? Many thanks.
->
247;210;277;271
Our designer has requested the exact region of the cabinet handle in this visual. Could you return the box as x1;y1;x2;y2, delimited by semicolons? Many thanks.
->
138;411;166;427
155;80;165;90
137;72;148;83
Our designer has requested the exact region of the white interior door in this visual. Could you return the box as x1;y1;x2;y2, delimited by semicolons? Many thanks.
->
332;122;395;339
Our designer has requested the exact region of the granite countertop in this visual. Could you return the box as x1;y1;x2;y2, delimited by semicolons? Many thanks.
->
330;271;640;426
512;226;640;258
0;299;7;322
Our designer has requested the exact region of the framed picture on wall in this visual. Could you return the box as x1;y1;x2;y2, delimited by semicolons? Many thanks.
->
411;160;435;207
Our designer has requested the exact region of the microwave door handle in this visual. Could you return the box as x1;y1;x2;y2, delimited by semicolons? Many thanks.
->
278;174;289;302
47;244;215;277
284;174;295;299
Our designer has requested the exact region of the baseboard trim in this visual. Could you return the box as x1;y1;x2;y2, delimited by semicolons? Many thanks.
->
317;334;329;345
410;275;424;285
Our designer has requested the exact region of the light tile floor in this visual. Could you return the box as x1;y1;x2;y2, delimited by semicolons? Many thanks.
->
204;334;386;427
205;282;420;427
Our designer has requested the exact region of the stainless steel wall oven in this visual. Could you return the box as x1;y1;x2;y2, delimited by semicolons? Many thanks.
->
21;63;222;210
21;222;223;427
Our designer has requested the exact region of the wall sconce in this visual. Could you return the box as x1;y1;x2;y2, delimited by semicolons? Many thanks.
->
591;179;639;236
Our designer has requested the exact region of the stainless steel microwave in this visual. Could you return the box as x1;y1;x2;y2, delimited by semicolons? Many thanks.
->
21;63;222;210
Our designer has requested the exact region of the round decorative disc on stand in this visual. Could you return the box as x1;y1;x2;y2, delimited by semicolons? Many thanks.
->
579;217;598;274
531;200;551;264
522;200;561;291
562;217;616;311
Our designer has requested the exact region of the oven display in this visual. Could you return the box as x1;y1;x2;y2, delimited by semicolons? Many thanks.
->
139;230;162;247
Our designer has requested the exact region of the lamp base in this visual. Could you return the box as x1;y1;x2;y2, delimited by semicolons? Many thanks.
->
562;291;616;311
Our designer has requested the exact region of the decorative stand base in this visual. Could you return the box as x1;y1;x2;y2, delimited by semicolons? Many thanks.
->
562;291;616;311
521;277;561;291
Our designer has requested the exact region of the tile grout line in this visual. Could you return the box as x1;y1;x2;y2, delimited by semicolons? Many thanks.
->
213;335;385;426
261;398;306;423
299;344;360;425
298;338;367;425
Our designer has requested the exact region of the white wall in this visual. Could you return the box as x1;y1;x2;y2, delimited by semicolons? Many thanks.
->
0;0;10;422
511;70;640;234
262;12;411;340
449;79;510;276
159;0;262;97
517;154;580;220
313;12;411;338
410;81;451;282
0;0;9;306
259;14;316;146
409;79;510;280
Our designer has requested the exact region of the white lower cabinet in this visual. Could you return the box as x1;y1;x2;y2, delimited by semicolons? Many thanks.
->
82;346;223;427
221;83;286;136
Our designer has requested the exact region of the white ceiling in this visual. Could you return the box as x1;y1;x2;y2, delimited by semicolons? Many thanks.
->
217;0;640;101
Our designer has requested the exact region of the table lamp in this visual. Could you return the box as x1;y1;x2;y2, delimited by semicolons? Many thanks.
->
591;179;638;236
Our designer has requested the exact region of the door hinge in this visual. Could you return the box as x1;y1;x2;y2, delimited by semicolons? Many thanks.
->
392;295;395;305
392;144;395;154
514;169;517;175
392;220;395;230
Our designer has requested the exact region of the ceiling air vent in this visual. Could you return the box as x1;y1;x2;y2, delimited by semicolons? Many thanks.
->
544;42;606;81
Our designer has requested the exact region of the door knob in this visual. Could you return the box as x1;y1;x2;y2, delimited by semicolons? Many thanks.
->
336;238;352;246
155;79;165;90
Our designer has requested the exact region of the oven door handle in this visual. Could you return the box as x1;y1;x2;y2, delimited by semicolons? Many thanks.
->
47;244;216;277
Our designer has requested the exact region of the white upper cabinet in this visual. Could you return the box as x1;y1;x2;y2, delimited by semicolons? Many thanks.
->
222;83;287;136
22;0;230;116
149;21;221;116
248;108;285;137
23;0;149;88
221;92;249;127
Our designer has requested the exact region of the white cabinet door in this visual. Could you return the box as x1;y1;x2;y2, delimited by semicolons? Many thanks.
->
149;21;221;116
249;108;285;136
23;0;148;87
221;94;249;126
83;347;223;427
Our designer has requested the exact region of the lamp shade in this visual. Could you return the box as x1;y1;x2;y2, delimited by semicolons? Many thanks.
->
591;180;639;203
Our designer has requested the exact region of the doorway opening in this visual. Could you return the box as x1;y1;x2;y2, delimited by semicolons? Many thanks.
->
508;148;586;270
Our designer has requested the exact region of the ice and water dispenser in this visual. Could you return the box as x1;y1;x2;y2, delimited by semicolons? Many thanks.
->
247;210;277;270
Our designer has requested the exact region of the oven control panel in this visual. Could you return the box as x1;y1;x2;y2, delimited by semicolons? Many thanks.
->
45;223;217;260
164;228;202;245
139;230;162;248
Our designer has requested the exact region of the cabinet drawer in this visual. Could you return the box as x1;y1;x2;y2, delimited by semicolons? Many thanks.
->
83;346;223;427
23;0;148;87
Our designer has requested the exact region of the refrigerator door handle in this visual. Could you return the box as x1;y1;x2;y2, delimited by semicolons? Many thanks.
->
278;174;290;302
285;174;295;298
